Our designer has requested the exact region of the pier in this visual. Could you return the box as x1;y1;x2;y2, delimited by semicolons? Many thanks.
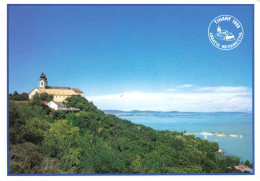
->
184;132;242;138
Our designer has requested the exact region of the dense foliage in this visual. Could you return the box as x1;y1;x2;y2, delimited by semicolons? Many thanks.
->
9;91;29;101
31;92;54;102
9;94;251;174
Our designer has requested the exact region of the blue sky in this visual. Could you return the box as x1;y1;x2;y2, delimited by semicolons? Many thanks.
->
8;5;253;112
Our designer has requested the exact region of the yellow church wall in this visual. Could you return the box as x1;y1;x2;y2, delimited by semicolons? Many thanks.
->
53;94;82;102
53;95;69;102
29;73;84;103
30;89;83;102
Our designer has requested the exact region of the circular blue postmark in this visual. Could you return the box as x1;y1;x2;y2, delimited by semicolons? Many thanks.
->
208;15;244;50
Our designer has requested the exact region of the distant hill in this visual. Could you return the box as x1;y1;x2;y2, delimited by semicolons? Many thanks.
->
103;110;251;116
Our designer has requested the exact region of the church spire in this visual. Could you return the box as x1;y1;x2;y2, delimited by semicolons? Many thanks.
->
39;72;48;88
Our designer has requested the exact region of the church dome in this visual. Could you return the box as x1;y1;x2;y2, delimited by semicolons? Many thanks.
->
40;72;47;80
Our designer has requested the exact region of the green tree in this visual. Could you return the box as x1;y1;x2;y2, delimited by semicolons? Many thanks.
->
79;140;127;173
42;120;81;172
66;95;98;112
130;155;145;173
31;92;53;102
21;118;50;144
9;91;29;101
9;102;49;144
9;142;43;174
13;91;18;96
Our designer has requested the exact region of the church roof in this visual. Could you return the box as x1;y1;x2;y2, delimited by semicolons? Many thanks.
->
39;86;83;95
45;86;71;90
72;88;83;93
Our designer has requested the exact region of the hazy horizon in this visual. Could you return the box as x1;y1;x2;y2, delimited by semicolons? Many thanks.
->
8;5;253;112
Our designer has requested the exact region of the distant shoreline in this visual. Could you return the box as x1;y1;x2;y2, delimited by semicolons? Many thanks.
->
103;110;251;117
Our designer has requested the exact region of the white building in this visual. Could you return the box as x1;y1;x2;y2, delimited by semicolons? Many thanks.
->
47;100;80;111
47;101;65;110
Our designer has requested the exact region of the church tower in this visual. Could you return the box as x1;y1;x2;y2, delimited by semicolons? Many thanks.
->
39;72;48;89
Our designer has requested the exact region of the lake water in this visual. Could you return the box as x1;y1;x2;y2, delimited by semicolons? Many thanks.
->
119;115;253;162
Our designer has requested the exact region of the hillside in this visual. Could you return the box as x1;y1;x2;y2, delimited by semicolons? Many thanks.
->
8;94;250;174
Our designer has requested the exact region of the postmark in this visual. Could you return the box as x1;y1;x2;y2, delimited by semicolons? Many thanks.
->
208;15;244;50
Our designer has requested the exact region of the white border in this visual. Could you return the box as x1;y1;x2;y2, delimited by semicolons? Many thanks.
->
0;1;259;181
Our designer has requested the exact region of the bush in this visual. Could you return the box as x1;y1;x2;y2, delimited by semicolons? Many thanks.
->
9;142;43;174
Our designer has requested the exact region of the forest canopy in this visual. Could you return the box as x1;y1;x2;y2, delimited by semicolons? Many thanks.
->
9;94;251;174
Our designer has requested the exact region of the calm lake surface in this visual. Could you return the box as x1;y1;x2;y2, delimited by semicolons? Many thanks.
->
119;115;253;162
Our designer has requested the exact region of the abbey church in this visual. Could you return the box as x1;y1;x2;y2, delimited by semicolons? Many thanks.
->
29;72;84;102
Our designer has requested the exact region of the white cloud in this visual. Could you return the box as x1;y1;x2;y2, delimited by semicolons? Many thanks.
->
196;86;250;92
176;84;194;88
166;88;177;92
86;86;252;112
